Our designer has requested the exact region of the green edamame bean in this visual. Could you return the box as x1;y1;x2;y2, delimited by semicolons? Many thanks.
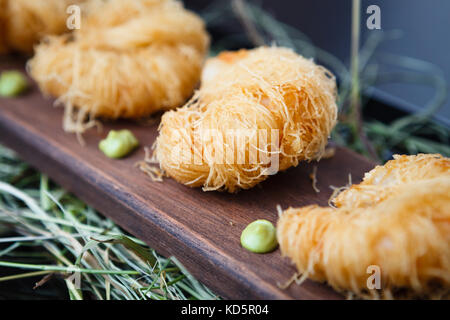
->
99;130;139;159
0;71;28;97
240;219;278;253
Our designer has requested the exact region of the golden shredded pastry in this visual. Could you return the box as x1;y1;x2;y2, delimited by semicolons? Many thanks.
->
309;165;320;193
321;147;336;159
333;153;449;208
154;47;338;192
28;0;209;133
277;154;450;299
0;0;84;54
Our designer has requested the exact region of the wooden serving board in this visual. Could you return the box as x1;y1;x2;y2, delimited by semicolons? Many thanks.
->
0;56;375;300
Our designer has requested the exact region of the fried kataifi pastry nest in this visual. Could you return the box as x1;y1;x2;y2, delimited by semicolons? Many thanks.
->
278;154;450;299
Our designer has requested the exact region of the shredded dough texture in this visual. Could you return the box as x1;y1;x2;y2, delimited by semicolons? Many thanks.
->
155;47;338;192
0;0;84;54
28;0;209;131
277;154;450;298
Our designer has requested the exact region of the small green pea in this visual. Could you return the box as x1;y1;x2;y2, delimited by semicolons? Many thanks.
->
0;71;28;97
240;219;278;253
99;129;139;159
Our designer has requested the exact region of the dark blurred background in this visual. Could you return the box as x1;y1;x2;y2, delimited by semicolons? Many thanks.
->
186;0;450;127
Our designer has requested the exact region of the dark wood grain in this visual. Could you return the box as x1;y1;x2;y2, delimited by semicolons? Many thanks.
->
0;56;375;300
